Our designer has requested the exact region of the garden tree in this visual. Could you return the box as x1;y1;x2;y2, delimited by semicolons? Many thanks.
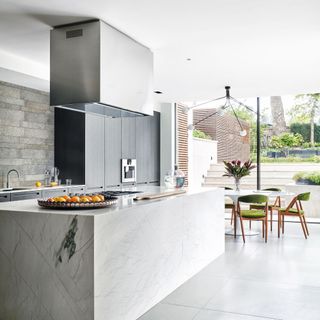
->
290;93;320;146
270;96;287;135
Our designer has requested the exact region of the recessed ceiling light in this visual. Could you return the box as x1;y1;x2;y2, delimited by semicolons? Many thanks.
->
154;91;163;94
186;58;192;61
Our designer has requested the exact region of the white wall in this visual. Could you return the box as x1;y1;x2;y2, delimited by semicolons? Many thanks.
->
189;137;217;188
160;103;176;185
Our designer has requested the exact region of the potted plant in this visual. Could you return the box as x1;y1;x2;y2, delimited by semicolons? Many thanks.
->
223;160;256;191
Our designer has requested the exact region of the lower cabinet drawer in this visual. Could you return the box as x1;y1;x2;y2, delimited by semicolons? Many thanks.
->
0;194;10;202
68;186;86;195
42;189;67;198
86;186;104;194
11;191;41;201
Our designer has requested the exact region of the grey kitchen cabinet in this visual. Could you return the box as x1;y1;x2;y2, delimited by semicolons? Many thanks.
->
135;116;151;183
11;190;41;201
0;193;10;202
42;188;67;198
149;112;160;183
121;115;136;159
135;111;160;185
85;113;105;192
105;117;122;187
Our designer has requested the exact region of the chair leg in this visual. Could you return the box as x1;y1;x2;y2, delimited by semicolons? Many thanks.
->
282;215;284;234
302;215;309;236
265;216;268;243
240;217;245;243
278;211;281;238
234;210;237;239
270;208;273;231
298;214;308;239
249;220;252;230
262;220;264;238
230;206;234;225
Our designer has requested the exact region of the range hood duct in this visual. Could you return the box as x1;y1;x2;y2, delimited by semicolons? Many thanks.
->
50;20;154;117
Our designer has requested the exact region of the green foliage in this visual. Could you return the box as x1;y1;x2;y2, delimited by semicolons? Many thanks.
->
290;123;320;143
269;132;304;149
223;160;256;179
289;93;320;123
293;171;320;185
193;129;212;140
250;155;320;163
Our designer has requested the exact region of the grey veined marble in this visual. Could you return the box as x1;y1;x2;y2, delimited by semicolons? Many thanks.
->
0;187;225;320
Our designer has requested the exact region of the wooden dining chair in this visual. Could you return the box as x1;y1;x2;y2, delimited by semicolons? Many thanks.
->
249;188;282;231
276;192;310;239
224;187;235;225
236;194;269;243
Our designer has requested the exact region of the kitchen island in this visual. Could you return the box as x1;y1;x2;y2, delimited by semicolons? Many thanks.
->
0;186;224;320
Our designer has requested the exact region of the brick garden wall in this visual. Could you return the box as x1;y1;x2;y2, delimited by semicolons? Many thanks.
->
0;81;53;187
193;108;250;162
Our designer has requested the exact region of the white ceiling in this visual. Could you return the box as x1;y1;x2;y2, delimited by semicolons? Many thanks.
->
0;0;320;101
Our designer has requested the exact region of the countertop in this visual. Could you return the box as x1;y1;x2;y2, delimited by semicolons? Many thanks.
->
0;184;85;195
0;186;221;216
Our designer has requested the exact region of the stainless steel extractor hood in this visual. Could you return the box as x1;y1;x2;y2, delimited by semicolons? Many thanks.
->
50;19;154;116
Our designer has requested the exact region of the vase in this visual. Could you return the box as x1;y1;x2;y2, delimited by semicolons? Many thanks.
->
234;178;241;191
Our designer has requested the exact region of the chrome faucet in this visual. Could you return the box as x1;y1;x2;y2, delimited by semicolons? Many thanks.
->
7;169;20;189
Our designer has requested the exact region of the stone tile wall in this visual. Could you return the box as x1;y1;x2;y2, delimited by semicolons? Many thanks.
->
0;81;53;187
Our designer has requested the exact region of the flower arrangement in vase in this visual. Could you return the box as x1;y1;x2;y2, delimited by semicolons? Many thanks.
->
223;160;256;191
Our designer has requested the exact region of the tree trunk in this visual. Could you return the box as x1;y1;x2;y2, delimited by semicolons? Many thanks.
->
270;96;287;135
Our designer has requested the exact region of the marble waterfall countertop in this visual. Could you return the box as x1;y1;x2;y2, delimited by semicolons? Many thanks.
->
0;185;220;216
0;186;225;320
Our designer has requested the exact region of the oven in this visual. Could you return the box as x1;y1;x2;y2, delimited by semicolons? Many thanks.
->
121;159;137;183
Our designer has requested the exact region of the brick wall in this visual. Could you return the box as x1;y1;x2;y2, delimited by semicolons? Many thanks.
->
0;81;53;187
176;103;189;185
193;108;250;162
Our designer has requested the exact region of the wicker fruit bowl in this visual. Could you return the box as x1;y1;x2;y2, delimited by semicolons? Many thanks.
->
38;194;118;210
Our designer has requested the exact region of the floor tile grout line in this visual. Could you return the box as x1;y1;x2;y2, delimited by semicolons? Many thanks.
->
200;307;283;320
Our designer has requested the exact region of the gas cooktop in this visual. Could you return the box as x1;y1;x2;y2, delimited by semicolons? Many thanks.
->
102;190;143;197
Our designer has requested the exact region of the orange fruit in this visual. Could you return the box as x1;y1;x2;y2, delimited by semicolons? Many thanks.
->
80;197;90;203
55;197;66;202
63;195;71;200
92;195;101;202
66;198;72;202
71;196;80;203
47;198;55;202
97;194;105;201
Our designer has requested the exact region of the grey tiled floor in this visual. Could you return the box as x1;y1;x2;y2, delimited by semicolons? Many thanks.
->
139;221;320;320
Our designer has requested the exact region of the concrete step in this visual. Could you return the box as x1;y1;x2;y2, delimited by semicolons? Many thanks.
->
209;163;320;171
206;171;298;178
204;177;293;184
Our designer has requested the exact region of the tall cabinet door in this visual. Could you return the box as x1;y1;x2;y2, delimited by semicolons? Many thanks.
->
149;111;160;183
136;116;151;183
105;117;122;187
121;116;136;159
85;114;105;192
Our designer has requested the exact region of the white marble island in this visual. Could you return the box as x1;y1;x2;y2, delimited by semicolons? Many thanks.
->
0;187;224;320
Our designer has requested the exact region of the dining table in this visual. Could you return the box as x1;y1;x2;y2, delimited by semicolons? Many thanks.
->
224;189;295;236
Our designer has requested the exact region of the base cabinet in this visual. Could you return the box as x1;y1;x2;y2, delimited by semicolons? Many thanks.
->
11;191;41;201
0;194;10;202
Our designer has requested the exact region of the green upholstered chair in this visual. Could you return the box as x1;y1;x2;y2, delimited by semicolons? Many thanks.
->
237;194;269;243
250;188;282;231
276;192;310;239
